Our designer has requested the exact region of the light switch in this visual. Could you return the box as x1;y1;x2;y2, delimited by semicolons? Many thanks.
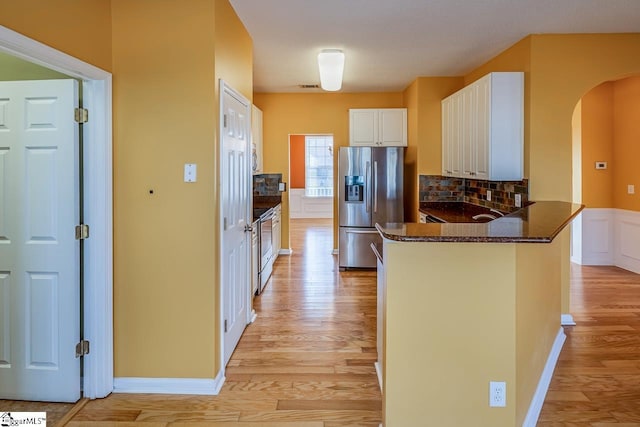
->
628;184;635;195
278;182;286;192
184;163;197;182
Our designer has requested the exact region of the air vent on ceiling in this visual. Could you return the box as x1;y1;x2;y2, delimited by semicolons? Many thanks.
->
299;84;320;89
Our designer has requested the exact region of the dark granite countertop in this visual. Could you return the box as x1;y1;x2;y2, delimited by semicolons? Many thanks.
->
253;196;282;221
419;202;508;223
378;201;584;243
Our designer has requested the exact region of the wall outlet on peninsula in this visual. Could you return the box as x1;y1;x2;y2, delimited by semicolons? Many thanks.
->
515;193;522;208
489;381;506;407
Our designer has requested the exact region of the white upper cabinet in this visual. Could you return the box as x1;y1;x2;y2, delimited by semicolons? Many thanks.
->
349;108;407;146
442;91;463;177
442;72;523;181
251;104;263;174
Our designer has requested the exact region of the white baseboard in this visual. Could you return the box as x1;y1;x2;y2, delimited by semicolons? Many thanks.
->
374;361;382;392
114;370;225;395
522;327;566;427
279;248;293;256
250;309;257;323
332;249;339;255
561;314;576;326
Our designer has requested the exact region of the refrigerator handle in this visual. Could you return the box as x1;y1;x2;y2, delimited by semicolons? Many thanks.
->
373;161;378;213
365;161;371;213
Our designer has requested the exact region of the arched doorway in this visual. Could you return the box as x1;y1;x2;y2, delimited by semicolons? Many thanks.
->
571;75;640;273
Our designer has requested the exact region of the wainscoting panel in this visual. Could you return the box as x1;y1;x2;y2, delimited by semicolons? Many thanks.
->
580;208;615;266
577;208;640;274
289;188;333;219
615;210;640;274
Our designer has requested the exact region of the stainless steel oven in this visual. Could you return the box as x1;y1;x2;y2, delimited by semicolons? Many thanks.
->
258;207;274;293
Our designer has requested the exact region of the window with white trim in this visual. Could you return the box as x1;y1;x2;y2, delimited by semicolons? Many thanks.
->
305;135;333;197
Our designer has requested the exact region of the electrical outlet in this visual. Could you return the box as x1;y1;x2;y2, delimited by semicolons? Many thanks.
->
490;381;506;407
628;185;635;195
515;194;522;208
486;190;492;201
184;163;197;182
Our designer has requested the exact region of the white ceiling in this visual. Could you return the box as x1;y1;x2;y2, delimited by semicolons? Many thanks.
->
228;0;640;93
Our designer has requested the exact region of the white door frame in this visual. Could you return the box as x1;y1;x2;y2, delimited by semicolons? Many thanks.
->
0;25;113;399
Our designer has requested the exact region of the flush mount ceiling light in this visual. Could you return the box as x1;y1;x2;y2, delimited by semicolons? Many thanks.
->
317;49;345;92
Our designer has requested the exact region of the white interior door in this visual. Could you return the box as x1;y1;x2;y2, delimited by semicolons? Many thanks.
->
0;79;80;402
220;81;251;366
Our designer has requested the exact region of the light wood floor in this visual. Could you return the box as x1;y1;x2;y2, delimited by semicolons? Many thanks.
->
537;264;640;426
2;219;640;426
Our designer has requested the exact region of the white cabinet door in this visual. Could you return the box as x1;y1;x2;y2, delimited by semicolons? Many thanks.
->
441;72;523;181
474;76;491;180
378;109;407;146
442;94;462;177
349;109;407;146
461;86;475;178
375;255;385;390
349;109;378;146
251;222;258;296
272;204;281;259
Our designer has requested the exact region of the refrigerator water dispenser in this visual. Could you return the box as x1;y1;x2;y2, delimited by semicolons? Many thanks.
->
344;176;364;202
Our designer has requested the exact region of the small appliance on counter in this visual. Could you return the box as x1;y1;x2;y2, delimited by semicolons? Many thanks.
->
338;146;404;269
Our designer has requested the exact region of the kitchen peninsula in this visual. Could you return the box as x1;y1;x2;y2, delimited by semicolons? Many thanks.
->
375;201;583;427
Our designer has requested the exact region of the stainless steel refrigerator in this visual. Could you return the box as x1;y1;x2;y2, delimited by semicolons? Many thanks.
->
338;146;404;269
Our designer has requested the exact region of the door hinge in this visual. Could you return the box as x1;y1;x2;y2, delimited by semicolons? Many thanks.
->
74;107;88;123
75;224;90;240
75;340;90;358
223;114;227;128
224;319;228;333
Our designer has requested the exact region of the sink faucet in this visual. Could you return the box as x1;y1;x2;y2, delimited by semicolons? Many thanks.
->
490;208;505;217
472;213;497;220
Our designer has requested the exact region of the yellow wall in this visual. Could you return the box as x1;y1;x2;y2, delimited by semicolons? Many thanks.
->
111;0;251;378
0;0;112;72
384;242;517;426
571;101;582;203
213;0;254;371
578;75;640;211
515;236;561;425
613;76;640;211
383;237;562;426
405;77;464;219
402;80;419;220
463;34;640;314
1;0;252;380
527;34;640;202
253;92;403;249
581;82;614;207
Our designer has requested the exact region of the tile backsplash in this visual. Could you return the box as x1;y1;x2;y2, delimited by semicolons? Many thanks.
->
419;175;465;202
419;175;529;213
253;173;283;196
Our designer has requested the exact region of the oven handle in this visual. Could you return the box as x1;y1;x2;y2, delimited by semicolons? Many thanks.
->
260;208;275;221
